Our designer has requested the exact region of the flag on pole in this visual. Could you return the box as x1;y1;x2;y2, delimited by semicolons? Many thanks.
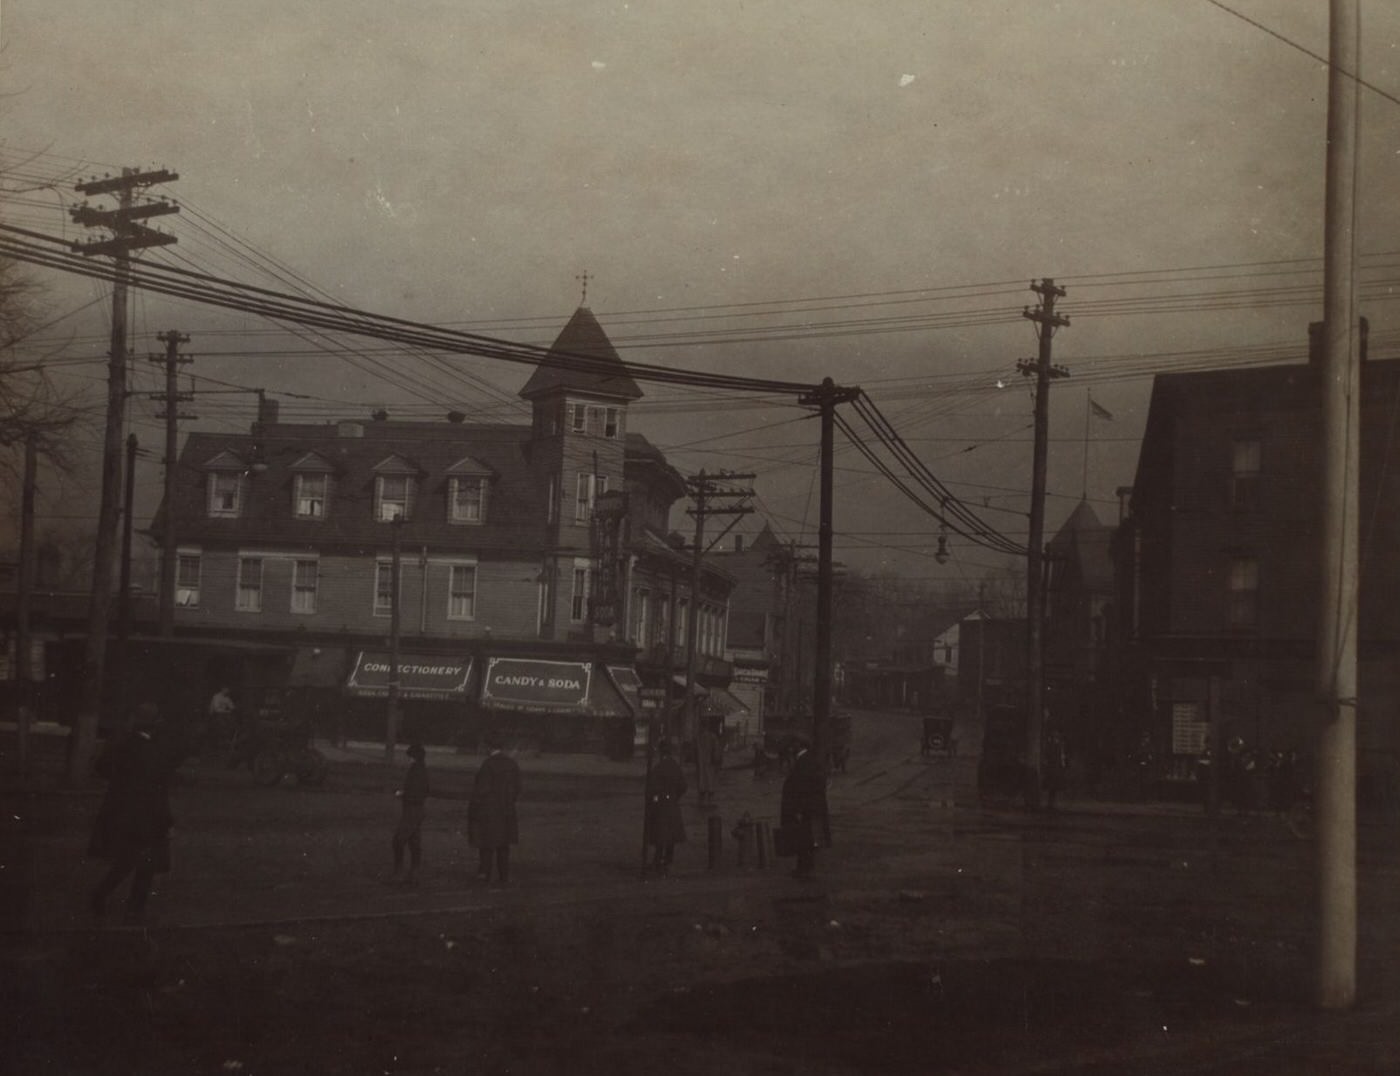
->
1089;397;1114;422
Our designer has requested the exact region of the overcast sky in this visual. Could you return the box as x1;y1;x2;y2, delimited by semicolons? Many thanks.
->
3;2;1399;582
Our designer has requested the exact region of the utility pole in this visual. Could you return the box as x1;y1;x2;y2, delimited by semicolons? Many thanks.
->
66;167;178;784
1019;279;1070;810
150;331;193;637
683;469;755;801
14;434;37;771
115;434;139;713
1316;0;1360;1011
387;516;404;764
798;377;860;773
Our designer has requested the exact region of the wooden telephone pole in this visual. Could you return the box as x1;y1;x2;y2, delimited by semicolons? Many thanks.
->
798;378;860;773
150;331;194;637
67;168;178;784
683;469;755;799
1316;0;1360;1011
1019;279;1070;810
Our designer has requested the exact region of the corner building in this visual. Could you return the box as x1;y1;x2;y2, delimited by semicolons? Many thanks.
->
156;308;735;751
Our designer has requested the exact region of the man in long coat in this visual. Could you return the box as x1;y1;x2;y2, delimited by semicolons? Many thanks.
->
468;734;522;884
88;703;179;924
391;743;429;884
780;739;830;879
645;739;687;876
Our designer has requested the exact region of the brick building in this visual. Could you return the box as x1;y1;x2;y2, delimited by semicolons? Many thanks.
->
1116;335;1400;792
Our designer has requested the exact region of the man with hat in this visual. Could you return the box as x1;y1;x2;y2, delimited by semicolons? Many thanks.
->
390;743;430;885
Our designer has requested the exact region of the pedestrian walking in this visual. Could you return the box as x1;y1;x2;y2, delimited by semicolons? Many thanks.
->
468;733;521;885
779;738;829;880
88;703;180;926
390;743;429;885
645;739;687;876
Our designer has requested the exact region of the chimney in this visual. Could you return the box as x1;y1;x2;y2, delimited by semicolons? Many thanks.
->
255;391;279;427
447;410;466;424
734;535;744;553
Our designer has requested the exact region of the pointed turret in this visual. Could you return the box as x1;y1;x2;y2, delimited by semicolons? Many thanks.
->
519;307;643;402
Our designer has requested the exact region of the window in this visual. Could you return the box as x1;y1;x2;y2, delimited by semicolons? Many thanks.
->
571;565;592;622
632;588;650;648
1231;439;1261;510
449;477;486;524
538;570;554;629
677;599;689;648
236;557;263;612
375;475;413;522
292;559;318;614
295;473;329;519
1228;556;1259;628
566;403;622;439
208;473;243;518
374;560;396;616
448;564;477;620
175;551;201;607
575;473;608;522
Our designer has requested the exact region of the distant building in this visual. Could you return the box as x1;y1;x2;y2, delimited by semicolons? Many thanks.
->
1116;329;1400;794
1043;499;1118;763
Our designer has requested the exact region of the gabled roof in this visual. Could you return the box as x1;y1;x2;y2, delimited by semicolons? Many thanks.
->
519;307;644;402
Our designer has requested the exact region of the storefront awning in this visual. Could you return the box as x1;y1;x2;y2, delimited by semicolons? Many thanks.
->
477;658;641;717
606;666;643;717
346;651;473;699
671;674;708;697
480;657;593;712
702;686;750;717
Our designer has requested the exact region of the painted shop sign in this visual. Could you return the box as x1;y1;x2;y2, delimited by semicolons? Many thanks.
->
481;657;593;711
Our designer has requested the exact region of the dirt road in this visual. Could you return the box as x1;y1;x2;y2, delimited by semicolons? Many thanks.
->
3;711;1398;1074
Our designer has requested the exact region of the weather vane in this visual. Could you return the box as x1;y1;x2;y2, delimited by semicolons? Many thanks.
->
575;270;592;306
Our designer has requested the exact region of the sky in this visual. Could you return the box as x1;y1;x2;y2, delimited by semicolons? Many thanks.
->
2;1;1399;584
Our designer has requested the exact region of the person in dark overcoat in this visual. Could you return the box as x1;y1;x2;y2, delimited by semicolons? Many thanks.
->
645;739;687;876
468;734;522;884
780;739;830;879
390;743;429;885
88;703;179;925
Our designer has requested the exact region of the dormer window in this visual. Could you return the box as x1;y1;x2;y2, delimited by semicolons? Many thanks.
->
376;475;413;521
295;473;329;519
208;473;244;518
204;449;251;519
450;477;486;524
290;453;334;520
372;455;419;522
445;456;492;525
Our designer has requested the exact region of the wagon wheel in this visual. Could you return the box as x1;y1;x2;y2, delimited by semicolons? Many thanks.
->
253;750;285;787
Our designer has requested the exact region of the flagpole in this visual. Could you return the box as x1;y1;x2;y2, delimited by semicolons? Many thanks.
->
1082;389;1092;499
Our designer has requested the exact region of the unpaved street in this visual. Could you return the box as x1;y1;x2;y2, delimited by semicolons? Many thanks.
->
3;710;1399;1074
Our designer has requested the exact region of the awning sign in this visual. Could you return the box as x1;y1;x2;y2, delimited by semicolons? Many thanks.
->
481;657;592;711
346;652;472;699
